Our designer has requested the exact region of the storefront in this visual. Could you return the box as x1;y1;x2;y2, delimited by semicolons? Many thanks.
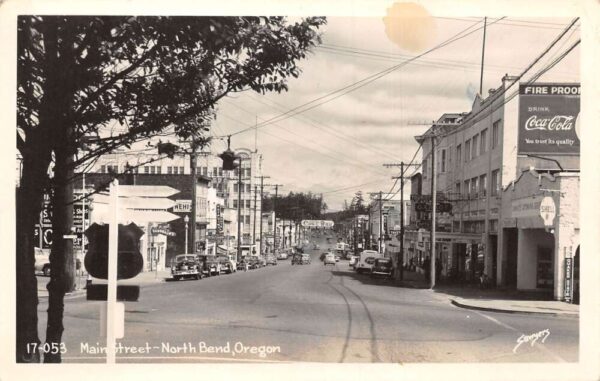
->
499;169;579;301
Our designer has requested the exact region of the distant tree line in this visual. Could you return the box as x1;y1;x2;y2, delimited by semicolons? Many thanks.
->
262;191;327;221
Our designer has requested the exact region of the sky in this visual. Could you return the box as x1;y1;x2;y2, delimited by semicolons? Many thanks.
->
204;13;580;212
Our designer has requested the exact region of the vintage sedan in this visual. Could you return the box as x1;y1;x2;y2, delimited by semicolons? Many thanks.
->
197;255;221;276
217;256;236;274
371;258;393;278
170;254;202;281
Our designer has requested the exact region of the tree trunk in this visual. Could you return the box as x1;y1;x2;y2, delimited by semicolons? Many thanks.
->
16;149;51;363
44;142;75;363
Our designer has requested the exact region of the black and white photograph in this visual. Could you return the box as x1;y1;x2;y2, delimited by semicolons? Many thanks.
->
1;0;599;380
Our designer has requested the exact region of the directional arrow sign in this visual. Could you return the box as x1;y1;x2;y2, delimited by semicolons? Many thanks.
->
117;185;180;198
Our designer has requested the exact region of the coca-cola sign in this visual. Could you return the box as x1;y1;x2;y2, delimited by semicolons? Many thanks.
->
518;84;580;155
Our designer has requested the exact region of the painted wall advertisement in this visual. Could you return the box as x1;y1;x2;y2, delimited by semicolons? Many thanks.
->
518;83;580;155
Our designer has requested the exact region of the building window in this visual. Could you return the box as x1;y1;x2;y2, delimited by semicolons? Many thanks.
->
441;149;446;173
246;200;251;209
100;165;106;173
455;182;461;198
246;184;251;193
150;166;156;174
464;140;470;162
212;167;218;177
156;166;162;174
144;166;150;174
218;168;223;177
464;179;470;198
471;177;478;197
471;134;478;160
480;129;487;155
456;144;461;165
479;174;487;197
201;167;207;176
167;167;173;174
233;200;238;209
233;183;238;193
491;169;500;196
422;159;428;178
179;166;184;174
245;215;251;225
492;120;500;149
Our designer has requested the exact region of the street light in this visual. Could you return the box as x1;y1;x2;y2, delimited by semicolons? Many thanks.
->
184;215;189;254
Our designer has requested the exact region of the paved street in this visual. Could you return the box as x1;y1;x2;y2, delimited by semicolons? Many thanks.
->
36;235;578;363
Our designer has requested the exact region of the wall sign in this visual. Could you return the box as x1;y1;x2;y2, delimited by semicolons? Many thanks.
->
518;83;580;155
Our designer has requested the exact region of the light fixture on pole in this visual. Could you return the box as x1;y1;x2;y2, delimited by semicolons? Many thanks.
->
184;215;189;255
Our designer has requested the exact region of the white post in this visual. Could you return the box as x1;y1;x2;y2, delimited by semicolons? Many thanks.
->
106;180;119;363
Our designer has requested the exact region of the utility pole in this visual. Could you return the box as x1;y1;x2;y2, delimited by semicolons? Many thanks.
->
379;191;383;254
190;147;197;255
430;132;437;289
384;161;420;281
255;175;270;257
265;184;283;253
367;191;384;254
252;184;258;250
236;159;243;263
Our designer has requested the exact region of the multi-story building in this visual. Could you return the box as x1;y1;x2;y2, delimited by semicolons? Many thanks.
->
87;144;264;266
407;76;580;301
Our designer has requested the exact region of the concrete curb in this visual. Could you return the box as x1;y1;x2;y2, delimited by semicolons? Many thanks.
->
450;298;578;317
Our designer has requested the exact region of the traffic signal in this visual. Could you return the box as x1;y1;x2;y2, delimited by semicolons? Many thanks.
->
84;222;144;279
219;148;239;171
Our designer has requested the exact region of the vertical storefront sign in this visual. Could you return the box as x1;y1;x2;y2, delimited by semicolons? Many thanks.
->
518;83;580;155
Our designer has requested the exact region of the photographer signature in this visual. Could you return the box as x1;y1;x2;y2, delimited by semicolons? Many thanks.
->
513;329;550;353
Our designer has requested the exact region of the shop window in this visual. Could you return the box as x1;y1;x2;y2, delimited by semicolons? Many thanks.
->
536;247;554;289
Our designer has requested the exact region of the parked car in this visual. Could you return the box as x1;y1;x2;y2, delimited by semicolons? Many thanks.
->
334;254;340;262
197;255;221;276
170;254;202;281
217;256;236;274
276;250;288;260
291;254;302;265
34;247;51;276
371;258;393;278
324;253;336;266
301;253;311;265
266;255;278;266
247;257;261;269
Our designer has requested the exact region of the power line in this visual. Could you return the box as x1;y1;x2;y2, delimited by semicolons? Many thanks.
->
242;93;403;161
228;18;503;137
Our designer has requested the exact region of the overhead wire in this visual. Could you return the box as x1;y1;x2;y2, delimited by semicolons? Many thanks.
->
228;17;504;137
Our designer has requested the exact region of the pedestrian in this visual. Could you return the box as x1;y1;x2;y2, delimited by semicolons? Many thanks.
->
423;256;431;281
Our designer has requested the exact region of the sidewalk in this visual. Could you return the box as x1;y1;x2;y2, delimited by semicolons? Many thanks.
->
37;270;171;299
394;270;579;317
